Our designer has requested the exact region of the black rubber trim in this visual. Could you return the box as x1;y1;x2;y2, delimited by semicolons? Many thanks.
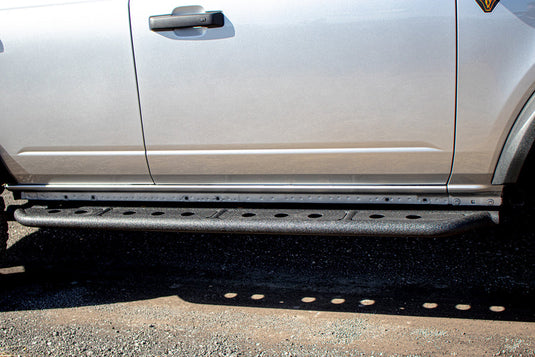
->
14;206;497;237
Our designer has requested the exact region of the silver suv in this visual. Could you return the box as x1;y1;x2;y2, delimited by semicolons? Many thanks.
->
1;0;534;240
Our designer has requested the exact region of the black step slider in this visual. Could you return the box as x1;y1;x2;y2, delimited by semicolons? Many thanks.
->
14;206;498;237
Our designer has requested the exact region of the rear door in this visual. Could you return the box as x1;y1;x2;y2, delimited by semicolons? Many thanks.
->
0;0;151;185
130;0;456;186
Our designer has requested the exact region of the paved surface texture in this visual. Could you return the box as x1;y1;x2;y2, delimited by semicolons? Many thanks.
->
0;190;534;356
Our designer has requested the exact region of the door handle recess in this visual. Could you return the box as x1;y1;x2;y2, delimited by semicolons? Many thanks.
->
149;11;224;31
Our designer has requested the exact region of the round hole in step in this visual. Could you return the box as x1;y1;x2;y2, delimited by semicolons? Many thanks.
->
406;215;422;220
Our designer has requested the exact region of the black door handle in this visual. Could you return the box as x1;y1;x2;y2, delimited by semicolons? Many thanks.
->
149;11;224;31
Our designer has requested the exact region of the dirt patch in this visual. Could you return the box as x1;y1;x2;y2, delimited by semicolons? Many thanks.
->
1;190;534;356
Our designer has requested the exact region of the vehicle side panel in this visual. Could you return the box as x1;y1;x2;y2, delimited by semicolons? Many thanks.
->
130;0;456;185
452;0;535;189
0;0;151;184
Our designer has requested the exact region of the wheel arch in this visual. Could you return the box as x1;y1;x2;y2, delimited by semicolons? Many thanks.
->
493;91;535;184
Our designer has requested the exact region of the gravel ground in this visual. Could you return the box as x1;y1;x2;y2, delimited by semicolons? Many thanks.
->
0;190;534;356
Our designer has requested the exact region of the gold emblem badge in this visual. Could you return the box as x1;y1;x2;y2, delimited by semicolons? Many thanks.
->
475;0;500;12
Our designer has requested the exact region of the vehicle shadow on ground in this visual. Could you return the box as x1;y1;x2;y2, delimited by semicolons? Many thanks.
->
1;202;534;322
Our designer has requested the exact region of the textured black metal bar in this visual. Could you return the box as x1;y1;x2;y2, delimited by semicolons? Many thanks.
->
14;206;497;237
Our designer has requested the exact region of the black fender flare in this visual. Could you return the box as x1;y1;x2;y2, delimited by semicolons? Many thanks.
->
493;93;535;184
